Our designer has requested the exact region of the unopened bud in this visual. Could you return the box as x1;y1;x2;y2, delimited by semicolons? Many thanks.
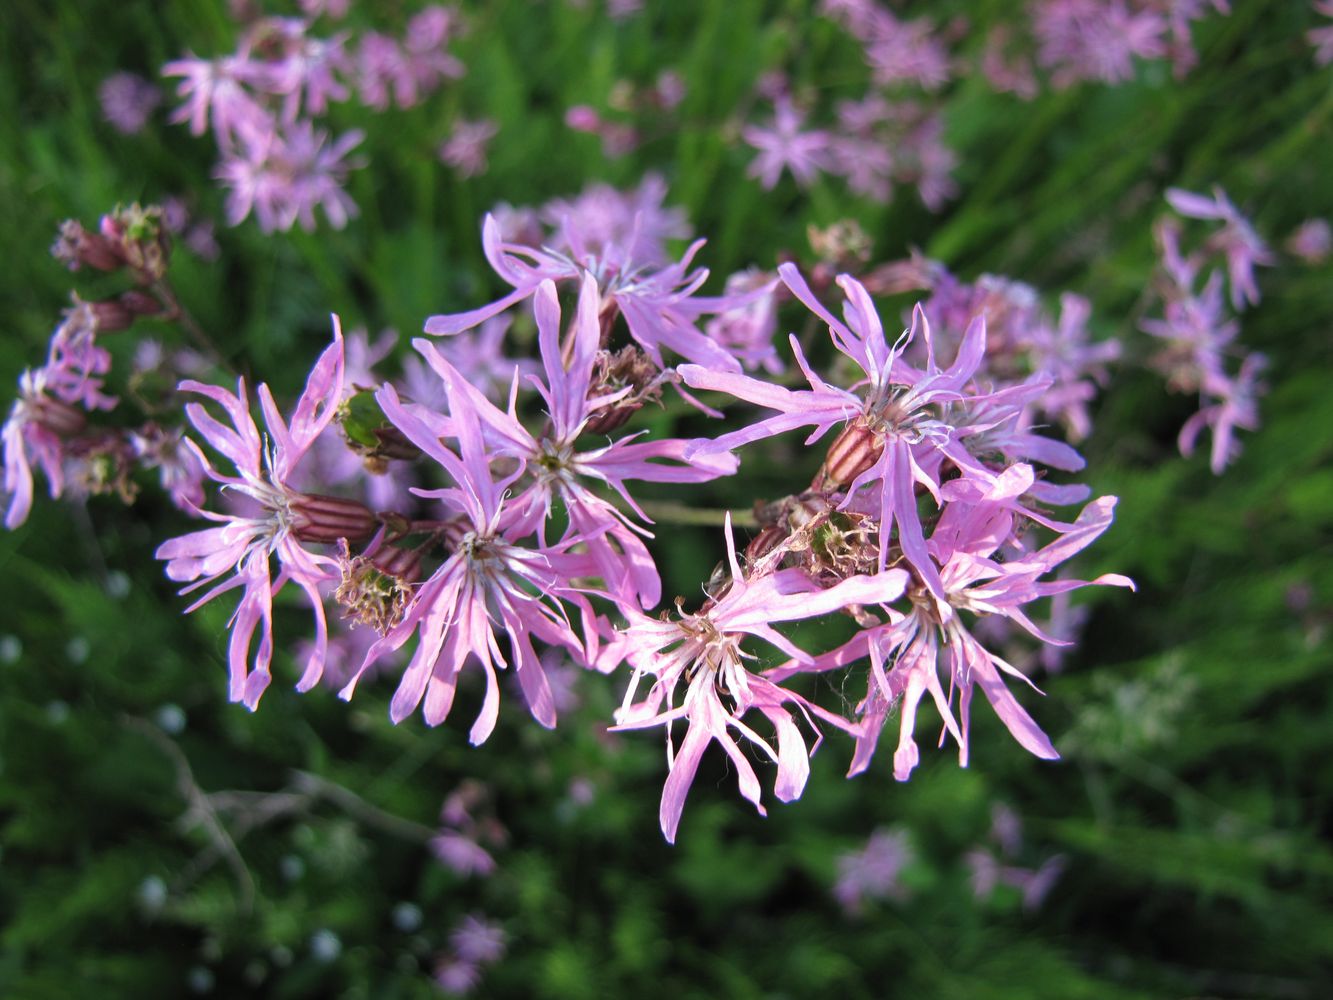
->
369;542;422;584
52;220;124;272
31;395;87;437
818;420;884;488
289;493;377;545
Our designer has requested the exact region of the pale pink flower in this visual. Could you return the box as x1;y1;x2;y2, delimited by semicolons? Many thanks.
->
1178;351;1266;474
1032;0;1168;87
612;515;908;842
449;915;506;965
1285;217;1330;264
430;832;496;877
162;50;270;143
1310;0;1333;65
155;323;359;709
216;121;364;232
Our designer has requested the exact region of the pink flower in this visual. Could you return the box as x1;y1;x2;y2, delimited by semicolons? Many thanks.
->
430;832;496;877
411;276;737;610
438;118;498;178
1310;0;1333;65
337;378;593;742
155;322;364;709
1032;0;1169;87
612;515;908;842
1285;217;1331;264
742;97;835;190
162;50;270;143
449;915;506;965
4;370;80;529
1165;186;1273;309
797;484;1132;781
216;120;364;232
425;212;750;375
98;72;162;134
683;264;1019;603
833;827;913;914
538;174;691;268
1178;351;1266;474
131;423;207;514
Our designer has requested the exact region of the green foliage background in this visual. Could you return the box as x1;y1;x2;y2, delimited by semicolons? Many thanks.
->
1;1;1331;997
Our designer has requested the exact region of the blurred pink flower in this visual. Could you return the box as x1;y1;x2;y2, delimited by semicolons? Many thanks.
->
98;72;162;134
742;97;835;190
833;827;914;914
438;118;498;177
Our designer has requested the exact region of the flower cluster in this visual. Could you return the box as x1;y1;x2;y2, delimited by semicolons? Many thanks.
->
8;187;1138;845
163;4;469;230
1143;187;1272;473
4;206;206;530
737;0;1231;207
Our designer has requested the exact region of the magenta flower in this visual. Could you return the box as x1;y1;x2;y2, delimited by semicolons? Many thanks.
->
612;515;908;842
742;97;835;190
155;322;362;709
794;482;1132;782
683;264;1008;603
425;212;748;374
337;378;592;743
411;276;736;609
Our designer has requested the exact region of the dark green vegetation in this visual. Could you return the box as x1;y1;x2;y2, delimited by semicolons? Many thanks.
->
1;2;1330;997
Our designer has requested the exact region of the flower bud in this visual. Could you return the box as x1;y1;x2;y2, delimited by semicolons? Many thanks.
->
289;493;377;545
51;220;124;272
31;395;87;437
819;420;885;488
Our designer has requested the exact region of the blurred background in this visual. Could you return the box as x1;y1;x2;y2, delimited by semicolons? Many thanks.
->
1;1;1331;997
